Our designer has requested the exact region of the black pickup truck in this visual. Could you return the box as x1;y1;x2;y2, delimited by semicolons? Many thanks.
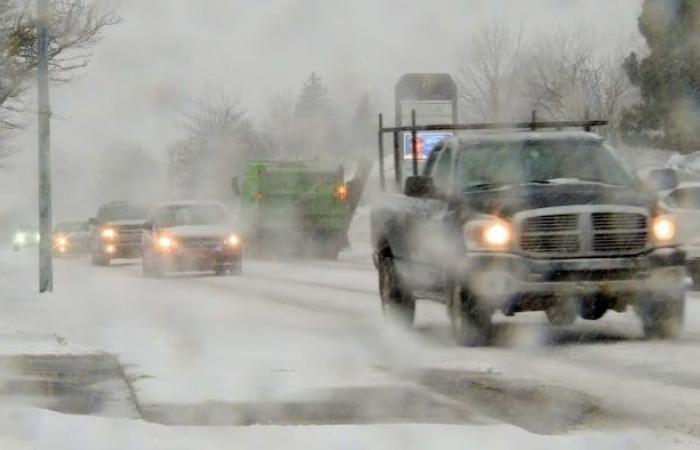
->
371;125;686;346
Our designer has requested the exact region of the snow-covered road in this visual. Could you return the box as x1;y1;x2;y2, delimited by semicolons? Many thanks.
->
1;248;700;448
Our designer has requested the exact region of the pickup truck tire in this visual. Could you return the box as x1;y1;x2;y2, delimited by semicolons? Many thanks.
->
378;256;415;326
637;296;685;339
689;267;700;290
448;281;493;346
546;298;577;326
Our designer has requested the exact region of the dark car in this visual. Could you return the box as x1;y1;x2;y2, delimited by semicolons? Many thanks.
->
372;129;686;345
89;201;148;266
52;221;90;256
141;201;242;277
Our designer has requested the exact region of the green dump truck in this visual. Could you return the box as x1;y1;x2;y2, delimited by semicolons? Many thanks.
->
233;160;369;259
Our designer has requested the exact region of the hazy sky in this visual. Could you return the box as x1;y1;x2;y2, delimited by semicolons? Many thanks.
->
4;0;644;220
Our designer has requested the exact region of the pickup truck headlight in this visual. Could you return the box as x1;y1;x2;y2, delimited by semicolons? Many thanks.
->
101;228;116;240
652;214;676;244
463;217;513;251
227;234;240;247
158;235;176;250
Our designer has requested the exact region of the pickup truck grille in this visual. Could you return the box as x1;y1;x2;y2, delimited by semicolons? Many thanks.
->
518;210;648;257
114;225;142;244
179;237;221;250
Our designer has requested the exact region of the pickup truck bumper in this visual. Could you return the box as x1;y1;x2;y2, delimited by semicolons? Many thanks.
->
455;247;686;310
158;247;242;272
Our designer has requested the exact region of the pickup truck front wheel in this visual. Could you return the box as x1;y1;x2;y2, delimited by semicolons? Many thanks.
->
448;281;493;347
378;256;415;327
636;296;685;340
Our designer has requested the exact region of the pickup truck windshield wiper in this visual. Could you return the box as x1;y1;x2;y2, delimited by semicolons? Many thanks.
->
464;182;503;191
464;180;552;191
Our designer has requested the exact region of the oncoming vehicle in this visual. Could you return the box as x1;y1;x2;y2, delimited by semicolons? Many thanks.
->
89;201;148;266
372;119;686;346
12;227;40;251
52;221;90;256
659;183;700;288
141;201;242;277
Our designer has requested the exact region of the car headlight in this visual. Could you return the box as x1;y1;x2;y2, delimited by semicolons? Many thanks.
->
101;228;116;240
652;214;676;244
227;234;240;247
463;217;513;251
14;232;27;245
158;235;175;250
55;236;68;246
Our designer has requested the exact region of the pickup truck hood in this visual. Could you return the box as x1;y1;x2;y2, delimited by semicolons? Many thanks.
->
464;183;656;218
161;224;234;239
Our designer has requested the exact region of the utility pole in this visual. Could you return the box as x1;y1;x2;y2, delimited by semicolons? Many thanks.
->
37;0;52;293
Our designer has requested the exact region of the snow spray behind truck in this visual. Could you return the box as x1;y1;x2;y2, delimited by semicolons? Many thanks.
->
233;159;370;259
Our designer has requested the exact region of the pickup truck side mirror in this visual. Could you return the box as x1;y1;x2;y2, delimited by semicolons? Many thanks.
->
404;176;435;198
88;217;97;226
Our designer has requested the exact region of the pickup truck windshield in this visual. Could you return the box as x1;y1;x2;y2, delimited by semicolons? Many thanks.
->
460;140;635;191
158;205;227;227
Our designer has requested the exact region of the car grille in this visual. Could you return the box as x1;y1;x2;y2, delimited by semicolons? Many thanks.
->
115;225;142;244
178;237;222;250
519;210;648;257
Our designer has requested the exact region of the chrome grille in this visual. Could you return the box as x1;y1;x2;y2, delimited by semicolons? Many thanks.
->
593;232;647;253
521;214;578;234
592;213;647;231
518;209;649;257
520;214;580;254
520;234;580;253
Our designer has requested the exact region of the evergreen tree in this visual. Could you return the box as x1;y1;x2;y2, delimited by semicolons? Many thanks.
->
623;0;700;152
295;72;330;118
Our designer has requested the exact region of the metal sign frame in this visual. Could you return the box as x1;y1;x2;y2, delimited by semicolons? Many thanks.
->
377;110;609;192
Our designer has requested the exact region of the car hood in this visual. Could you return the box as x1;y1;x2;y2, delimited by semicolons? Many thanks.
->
463;183;656;218
160;224;234;239
105;219;145;227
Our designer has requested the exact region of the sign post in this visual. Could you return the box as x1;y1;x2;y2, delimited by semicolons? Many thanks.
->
37;0;53;293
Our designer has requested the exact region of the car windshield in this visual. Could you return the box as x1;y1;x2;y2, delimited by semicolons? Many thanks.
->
670;187;700;209
460;140;636;191
158;204;227;227
98;204;147;222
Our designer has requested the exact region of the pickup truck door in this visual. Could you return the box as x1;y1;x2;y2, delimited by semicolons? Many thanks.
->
406;146;456;286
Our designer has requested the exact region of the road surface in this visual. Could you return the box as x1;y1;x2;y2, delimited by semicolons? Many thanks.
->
1;246;699;448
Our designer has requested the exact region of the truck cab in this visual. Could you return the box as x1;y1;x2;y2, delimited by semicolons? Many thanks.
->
372;130;686;345
89;201;147;266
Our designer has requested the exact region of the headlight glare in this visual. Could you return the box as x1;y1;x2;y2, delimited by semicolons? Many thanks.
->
227;234;240;246
101;228;116;240
158;235;174;249
464;218;513;251
652;215;676;243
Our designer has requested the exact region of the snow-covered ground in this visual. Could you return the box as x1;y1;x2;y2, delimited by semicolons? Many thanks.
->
1;231;700;448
